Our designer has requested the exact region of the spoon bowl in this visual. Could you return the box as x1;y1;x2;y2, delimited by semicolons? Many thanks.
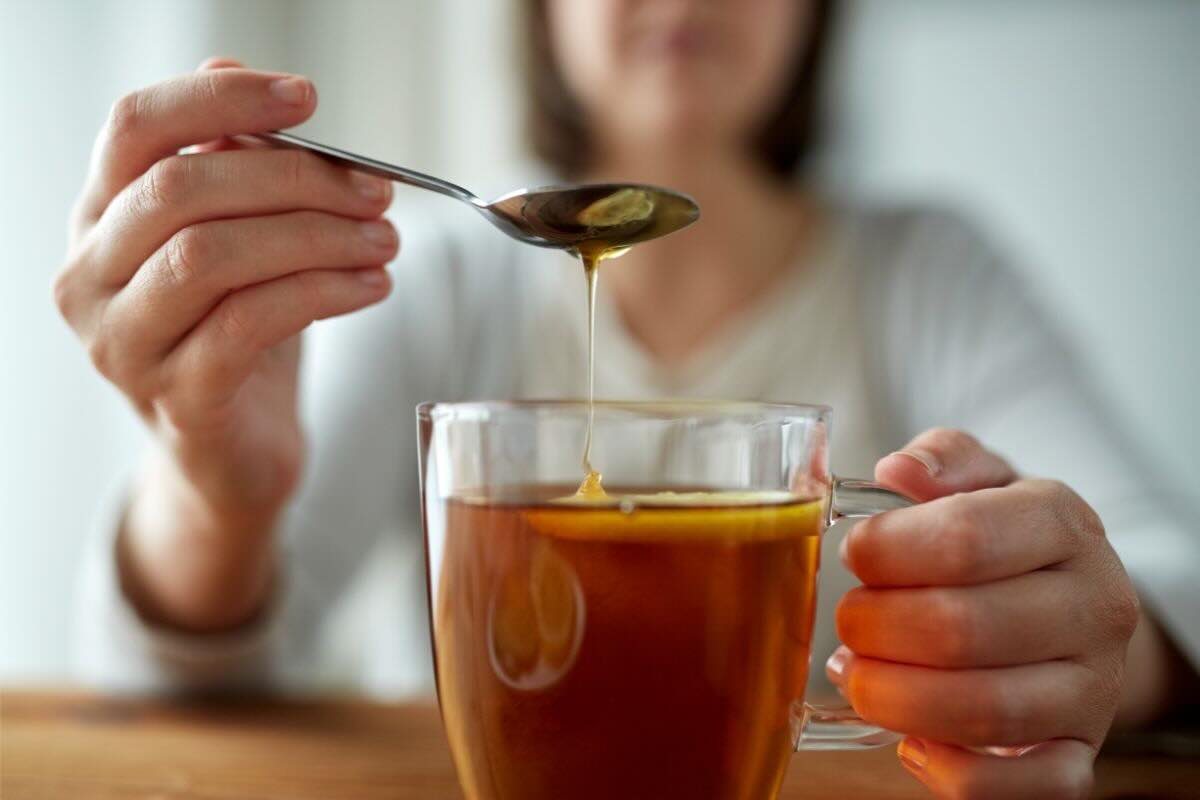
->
242;131;700;253
483;183;700;252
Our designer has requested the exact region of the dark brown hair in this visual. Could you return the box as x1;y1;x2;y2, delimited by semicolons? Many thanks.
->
524;0;840;179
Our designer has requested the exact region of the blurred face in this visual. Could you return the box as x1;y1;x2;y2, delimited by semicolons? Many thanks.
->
547;0;810;160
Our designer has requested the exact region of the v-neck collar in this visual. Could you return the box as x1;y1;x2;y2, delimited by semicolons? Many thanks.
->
589;211;852;399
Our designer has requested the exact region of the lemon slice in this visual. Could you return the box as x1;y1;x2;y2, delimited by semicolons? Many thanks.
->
550;489;799;508
577;188;655;228
528;493;824;543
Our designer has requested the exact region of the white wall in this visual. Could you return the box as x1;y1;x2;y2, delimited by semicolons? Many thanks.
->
2;0;1196;681
831;0;1200;495
0;0;209;681
0;0;450;681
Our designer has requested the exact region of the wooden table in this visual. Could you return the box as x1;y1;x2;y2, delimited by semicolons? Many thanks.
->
2;691;1195;799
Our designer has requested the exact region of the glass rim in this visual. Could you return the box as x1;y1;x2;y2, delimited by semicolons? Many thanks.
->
416;399;832;422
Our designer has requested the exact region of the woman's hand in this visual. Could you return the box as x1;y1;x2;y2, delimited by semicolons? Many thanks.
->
54;58;398;629
831;429;1141;799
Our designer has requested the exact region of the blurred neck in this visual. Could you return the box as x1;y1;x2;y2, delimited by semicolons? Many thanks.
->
580;144;816;366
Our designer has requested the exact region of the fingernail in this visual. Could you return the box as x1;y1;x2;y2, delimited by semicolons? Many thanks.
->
360;220;396;248
825;645;850;684
356;268;388;287
893;448;940;477
838;531;850;568
898;738;928;772
351;171;391;202
269;77;312;105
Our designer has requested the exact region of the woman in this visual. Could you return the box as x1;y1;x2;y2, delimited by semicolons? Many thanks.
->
56;0;1197;797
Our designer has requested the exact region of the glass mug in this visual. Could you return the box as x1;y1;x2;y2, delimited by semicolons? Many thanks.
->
419;401;912;800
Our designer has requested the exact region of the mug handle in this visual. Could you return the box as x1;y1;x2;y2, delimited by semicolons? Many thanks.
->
794;476;912;751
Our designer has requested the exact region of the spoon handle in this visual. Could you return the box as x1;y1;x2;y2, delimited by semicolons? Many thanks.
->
235;130;481;206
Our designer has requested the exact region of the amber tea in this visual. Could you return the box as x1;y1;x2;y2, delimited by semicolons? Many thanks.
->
430;486;823;800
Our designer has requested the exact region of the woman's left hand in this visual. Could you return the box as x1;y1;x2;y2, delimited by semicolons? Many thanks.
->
832;428;1141;799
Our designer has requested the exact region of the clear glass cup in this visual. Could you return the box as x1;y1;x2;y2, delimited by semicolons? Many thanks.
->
419;401;910;800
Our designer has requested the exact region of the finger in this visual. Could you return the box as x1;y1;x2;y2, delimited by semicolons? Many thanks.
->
836;571;1112;668
842;479;1086;587
198;56;244;71
190;57;248;155
77;67;318;223
825;648;1116;747
876;428;1018;502
100;213;398;373
83;147;391;286
898;738;1095;800
162;267;392;413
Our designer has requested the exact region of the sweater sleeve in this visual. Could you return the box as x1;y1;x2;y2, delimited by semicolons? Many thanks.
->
863;207;1200;670
71;202;497;692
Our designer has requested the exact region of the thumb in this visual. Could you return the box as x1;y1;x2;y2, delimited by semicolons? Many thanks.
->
875;428;1017;502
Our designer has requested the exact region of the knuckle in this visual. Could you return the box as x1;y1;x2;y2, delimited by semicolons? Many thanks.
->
86;331;120;382
105;91;144;143
929;590;979;665
1107;579;1141;640
1033;477;1071;511
1034;478;1072;519
921;427;979;458
192;70;224;106
842;663;878;721
938;498;988;581
1078;500;1105;542
844;517;879;574
162;225;213;289
1034;478;1107;554
969;680;1028;745
52;266;77;319
833;588;869;646
294;211;330;253
292;269;327;318
1062;484;1104;542
215;295;256;346
138;155;191;212
280;149;312;192
1087;557;1142;644
84;312;139;390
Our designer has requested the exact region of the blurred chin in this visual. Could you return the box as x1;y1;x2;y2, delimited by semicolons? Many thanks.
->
613;92;734;156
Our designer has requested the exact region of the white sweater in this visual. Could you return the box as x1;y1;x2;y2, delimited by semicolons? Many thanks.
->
75;199;1200;698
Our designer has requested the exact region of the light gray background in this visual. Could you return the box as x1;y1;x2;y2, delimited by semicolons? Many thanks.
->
2;0;1196;681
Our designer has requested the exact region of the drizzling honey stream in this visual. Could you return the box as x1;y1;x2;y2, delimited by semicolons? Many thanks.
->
513;185;696;498
574;243;628;499
569;187;673;498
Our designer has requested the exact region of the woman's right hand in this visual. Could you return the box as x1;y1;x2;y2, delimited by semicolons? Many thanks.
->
54;58;398;630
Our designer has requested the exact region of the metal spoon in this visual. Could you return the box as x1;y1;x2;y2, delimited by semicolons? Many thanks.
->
239;131;700;252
